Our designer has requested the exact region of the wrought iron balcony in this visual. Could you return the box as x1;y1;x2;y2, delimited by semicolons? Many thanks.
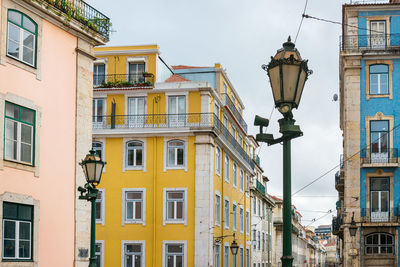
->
335;171;343;192
254;155;260;166
340;34;400;51
361;208;400;223
360;148;399;166
43;0;110;39
336;200;342;210
92;113;254;169
256;180;265;195
332;215;342;235
222;94;248;133
93;73;155;88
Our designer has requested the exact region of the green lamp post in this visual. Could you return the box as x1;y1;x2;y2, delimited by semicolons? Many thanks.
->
78;150;106;267
255;36;311;267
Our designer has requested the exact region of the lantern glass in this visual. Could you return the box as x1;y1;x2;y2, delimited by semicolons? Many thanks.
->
349;226;357;237
268;65;281;104
282;64;301;103
80;150;105;185
85;161;97;183
230;240;239;256
295;68;307;106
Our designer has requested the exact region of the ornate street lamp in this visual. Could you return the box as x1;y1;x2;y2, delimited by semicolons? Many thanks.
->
78;150;106;267
349;212;357;237
255;36;311;267
214;233;239;256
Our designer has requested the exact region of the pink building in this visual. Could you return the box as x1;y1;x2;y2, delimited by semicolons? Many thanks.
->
0;0;108;266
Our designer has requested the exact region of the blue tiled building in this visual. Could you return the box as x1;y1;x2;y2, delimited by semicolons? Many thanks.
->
337;1;400;266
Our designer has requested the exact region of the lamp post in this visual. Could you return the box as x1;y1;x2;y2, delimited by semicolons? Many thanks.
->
78;150;106;267
255;36;311;267
214;233;239;256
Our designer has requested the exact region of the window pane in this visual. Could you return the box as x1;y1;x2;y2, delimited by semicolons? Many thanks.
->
23;16;35;32
380;234;387;244
370;74;378;94
8;23;20;42
167;256;174;267
3;202;18;219
8;11;22;25
176;201;183;219
126;202;133;219
127;192;142;199
167;202;174;219
169;140;184;147
19;240;30;258
135;255;142;267
19;222;30;240
4;220;16;238
381;192;389;212
380;74;388;94
21;124;32;144
135;201;142;219
127;150;134;166
5;140;17;160
7;39;19;58
177;148;184;165
22;46;34;65
19;205;32;220
126;244;141;253
371;178;390;191
126;255;133;266
23;31;34;49
136;149;143;166
21;108;34;124
176;255;183;267
20;143;32;163
387;234;393;244
168;192;183;199
95;201;101;220
371;121;388;131
370;64;388;73
3;239;15;258
168;244;183;253
168;148;175;166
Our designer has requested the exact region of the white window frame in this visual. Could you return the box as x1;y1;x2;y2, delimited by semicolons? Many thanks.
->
215;146;221;176
239;206;244;233
224;155;230;183
125;140;145;169
162;240;187;267
246;210;250;235
215;191;221;226
232;162;237;188
95;240;105;267
122;188;146;226
2;219;31;260
232;201;237;232
214;242;221;267
246;175;249;196
121;240;145;267
123;138;146;172
240;169;244;193
163;188;188;226
164;137;188;171
96;188;105;226
224;197;230;230
239;246;244;267
224;243;230;267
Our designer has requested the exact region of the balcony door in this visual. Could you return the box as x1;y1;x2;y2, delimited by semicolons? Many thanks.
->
168;96;185;127
370;177;389;222
128;97;145;128
370;21;386;49
93;98;105;128
129;63;145;84
370;120;389;163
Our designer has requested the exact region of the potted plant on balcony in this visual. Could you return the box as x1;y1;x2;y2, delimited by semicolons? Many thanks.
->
142;72;153;78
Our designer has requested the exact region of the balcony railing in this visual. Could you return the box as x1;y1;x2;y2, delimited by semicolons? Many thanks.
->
332;216;342;234
360;148;399;165
256;180;266;195
336;200;342;210
361;208;400;223
93;73;155;88
254;155;260;166
340;34;400;51
44;0;110;39
92;113;254;169
222;94;248;133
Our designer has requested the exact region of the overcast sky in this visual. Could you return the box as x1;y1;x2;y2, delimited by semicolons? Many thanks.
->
88;0;353;227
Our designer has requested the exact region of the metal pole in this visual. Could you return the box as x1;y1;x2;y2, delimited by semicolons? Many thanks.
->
89;187;97;267
281;138;293;267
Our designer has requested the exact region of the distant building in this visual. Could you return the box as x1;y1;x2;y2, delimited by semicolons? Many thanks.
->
315;224;333;240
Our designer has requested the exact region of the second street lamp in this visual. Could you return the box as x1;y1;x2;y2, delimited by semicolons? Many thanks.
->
78;150;106;267
255;36;311;267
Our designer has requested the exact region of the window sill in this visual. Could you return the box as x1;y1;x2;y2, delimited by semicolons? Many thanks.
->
125;167;144;171
123;220;145;226
3;160;36;175
166;166;185;170
163;220;187;226
6;54;36;69
2;259;34;262
5;55;39;79
366;94;392;100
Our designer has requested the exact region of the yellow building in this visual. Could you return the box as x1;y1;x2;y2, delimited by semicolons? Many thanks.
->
92;44;256;266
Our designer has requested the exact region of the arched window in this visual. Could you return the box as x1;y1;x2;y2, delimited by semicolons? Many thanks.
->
7;10;37;66
126;141;143;167
365;233;394;254
167;140;184;167
370;64;389;95
92;141;103;159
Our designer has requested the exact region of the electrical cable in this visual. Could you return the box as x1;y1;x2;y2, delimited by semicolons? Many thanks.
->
305;209;334;227
294;0;309;43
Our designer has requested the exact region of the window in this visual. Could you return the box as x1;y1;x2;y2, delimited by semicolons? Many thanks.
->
223;115;229;129
92;141;103;160
365;233;394;254
262;202;265;218
96;189;104;224
165;243;184;267
253;197;257;214
216;147;221;175
7;10;37;66
127;97;145;127
224;245;229;267
370;120;389;163
232;248;237;267
370;177;390;222
262;233;265;251
95;241;104;267
253;231;257;249
93;98;105;126
4;102;35;165
240;170;244;192
232;203;237;231
93;64;105;86
246;175;249;195
129;62;145;83
239;248;244;267
167;140;185;167
214;103;220;116
166;190;185;221
126;141;144;168
258;200;261;216
124;242;144;267
239;207;244;233
370;20;386;48
168;96;186;127
224;199;230;229
2;202;33;260
246;211;249;234
224;155;229;182
370;64;388;95
233;163;237;188
215;194;221;226
124;190;145;223
246;249;250;267
215;243;221;267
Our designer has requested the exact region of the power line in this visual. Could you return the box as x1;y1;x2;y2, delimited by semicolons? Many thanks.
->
306;209;334;227
293;121;400;196
294;0;309;43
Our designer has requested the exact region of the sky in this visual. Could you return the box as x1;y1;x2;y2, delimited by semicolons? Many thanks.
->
87;0;353;227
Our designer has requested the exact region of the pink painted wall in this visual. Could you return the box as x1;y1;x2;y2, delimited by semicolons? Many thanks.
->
0;18;78;265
